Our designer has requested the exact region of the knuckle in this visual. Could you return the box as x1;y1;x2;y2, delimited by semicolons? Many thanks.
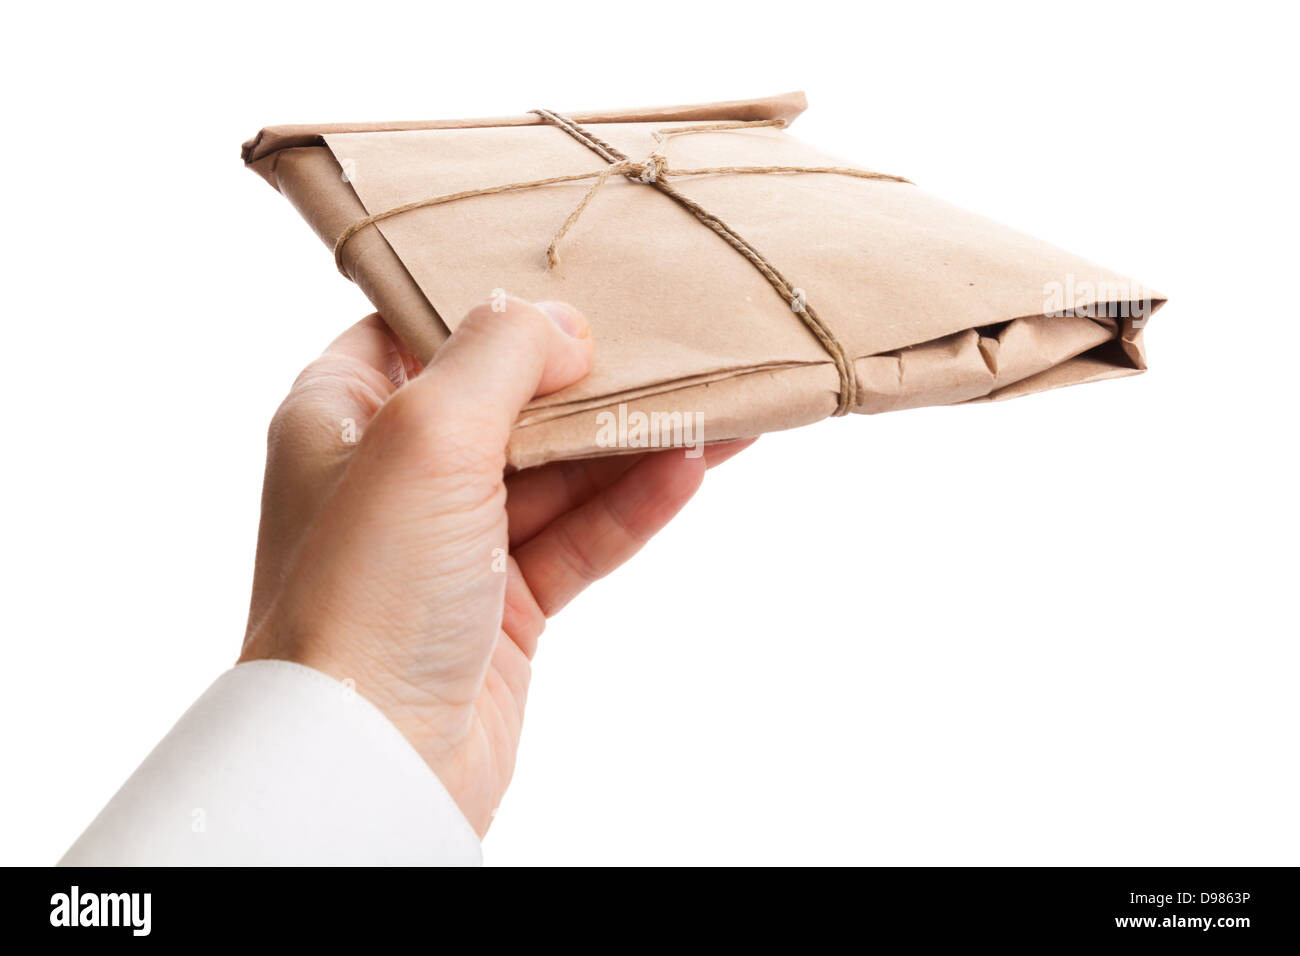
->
601;490;652;547
266;386;318;448
305;355;392;406
266;399;294;448
265;392;324;453
551;520;603;589
504;584;548;649
268;357;390;448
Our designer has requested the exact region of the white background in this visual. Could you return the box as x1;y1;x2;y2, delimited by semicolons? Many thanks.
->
3;1;1296;866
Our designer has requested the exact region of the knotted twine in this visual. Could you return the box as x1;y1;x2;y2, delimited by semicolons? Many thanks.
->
334;110;911;415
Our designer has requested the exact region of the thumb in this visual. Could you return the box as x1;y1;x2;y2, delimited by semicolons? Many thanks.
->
405;295;592;449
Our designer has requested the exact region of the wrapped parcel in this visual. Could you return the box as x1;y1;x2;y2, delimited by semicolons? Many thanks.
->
243;92;1162;469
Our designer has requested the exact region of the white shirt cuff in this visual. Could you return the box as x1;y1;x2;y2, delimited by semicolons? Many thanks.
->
59;660;482;866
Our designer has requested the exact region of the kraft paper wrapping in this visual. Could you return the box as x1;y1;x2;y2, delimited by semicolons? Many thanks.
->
243;93;1163;469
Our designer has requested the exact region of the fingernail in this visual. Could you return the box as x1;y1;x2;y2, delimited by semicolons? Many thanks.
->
536;300;588;338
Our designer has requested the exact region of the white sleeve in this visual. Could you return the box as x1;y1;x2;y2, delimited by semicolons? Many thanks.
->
58;659;481;866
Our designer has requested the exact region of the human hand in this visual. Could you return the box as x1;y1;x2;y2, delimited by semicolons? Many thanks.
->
239;298;752;834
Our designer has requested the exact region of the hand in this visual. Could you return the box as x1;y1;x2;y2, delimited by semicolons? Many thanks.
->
239;297;752;834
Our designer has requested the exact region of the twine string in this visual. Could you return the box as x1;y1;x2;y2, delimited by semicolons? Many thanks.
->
332;110;913;415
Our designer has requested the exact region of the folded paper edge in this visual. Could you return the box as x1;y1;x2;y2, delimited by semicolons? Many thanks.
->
241;91;809;171
503;314;1156;469
249;145;452;357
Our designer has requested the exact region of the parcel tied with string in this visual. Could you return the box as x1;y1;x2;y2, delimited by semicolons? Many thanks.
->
242;92;1163;469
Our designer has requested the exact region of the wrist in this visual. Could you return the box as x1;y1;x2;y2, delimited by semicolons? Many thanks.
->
239;606;494;835
240;615;452;766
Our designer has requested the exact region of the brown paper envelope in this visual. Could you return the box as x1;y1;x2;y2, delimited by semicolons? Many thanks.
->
243;93;1163;468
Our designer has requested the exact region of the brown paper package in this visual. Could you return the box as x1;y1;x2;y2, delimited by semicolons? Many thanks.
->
243;92;1163;469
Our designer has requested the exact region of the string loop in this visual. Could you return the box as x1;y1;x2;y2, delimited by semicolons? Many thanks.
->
333;109;913;416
